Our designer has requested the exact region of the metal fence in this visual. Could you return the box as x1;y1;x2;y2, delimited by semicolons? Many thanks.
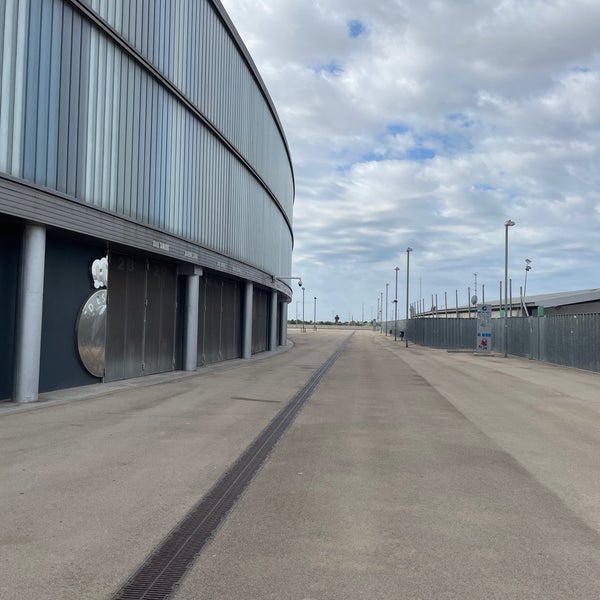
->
385;314;600;373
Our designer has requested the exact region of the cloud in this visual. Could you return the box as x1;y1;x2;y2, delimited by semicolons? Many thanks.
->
221;0;600;319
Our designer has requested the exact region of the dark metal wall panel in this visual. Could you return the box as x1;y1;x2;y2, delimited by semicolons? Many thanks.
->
123;256;147;378
251;287;269;354
173;275;186;370
276;300;282;346
144;260;177;374
106;253;179;380
196;276;206;367
105;253;146;380
221;278;242;360
196;274;242;365
202;275;223;365
39;233;104;392
0;221;21;400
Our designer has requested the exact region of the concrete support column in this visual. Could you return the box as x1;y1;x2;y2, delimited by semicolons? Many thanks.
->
183;274;200;371
14;224;46;403
242;282;253;359
279;302;288;346
269;291;278;351
178;265;203;371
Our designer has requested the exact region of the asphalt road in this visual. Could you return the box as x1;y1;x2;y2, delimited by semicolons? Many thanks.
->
2;330;600;599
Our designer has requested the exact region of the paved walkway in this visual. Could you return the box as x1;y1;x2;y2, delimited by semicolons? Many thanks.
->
2;330;600;599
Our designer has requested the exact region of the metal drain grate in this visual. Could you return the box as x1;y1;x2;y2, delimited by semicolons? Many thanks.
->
112;334;353;599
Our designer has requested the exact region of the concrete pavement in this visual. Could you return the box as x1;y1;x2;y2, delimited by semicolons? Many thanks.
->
2;330;600;599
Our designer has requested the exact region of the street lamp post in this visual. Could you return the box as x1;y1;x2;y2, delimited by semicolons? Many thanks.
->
405;247;412;347
394;267;399;341
522;258;532;316
313;297;317;330
524;259;532;298
380;291;383;334
385;283;389;336
302;287;306;332
504;219;515;357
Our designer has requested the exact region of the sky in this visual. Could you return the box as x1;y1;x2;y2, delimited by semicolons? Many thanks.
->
220;0;600;323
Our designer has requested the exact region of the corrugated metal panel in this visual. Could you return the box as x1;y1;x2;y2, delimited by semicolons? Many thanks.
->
196;274;243;365
3;0;294;285
80;0;294;222
251;287;269;354
221;278;242;360
0;175;291;298
144;260;177;374
201;275;223;365
396;315;600;374
105;253;178;380
0;0;28;176
105;253;146;380
0;222;21;400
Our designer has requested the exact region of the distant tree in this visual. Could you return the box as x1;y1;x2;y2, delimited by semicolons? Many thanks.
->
334;314;340;324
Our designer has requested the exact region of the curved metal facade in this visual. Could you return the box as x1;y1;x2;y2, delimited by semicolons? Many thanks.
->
0;0;294;277
0;0;294;401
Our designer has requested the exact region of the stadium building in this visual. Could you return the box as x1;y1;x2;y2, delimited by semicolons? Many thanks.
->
0;0;295;402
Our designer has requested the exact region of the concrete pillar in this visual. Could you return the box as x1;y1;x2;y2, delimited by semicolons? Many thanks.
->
269;291;278;351
279;302;288;346
183;274;200;371
242;282;253;359
177;265;203;371
13;224;46;403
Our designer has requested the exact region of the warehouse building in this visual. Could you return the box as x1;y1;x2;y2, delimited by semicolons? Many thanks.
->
0;0;295;402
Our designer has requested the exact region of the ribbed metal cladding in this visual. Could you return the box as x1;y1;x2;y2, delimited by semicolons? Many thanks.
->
112;334;354;600
0;175;292;299
0;0;294;280
399;315;600;373
537;313;600;372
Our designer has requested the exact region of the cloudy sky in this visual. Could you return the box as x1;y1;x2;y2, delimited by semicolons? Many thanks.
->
220;0;600;323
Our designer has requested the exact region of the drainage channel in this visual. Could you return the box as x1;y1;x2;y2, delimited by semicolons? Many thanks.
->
112;333;354;600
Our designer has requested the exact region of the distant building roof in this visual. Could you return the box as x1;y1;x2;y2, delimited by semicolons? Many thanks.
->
427;289;600;315
522;289;600;308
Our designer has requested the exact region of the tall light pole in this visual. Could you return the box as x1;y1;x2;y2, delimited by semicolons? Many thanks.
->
313;296;317;330
385;283;389;336
302;286;306;332
405;247;412;347
524;259;532;298
504;220;515;357
522;258;532;316
380;291;383;334
394;267;399;341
